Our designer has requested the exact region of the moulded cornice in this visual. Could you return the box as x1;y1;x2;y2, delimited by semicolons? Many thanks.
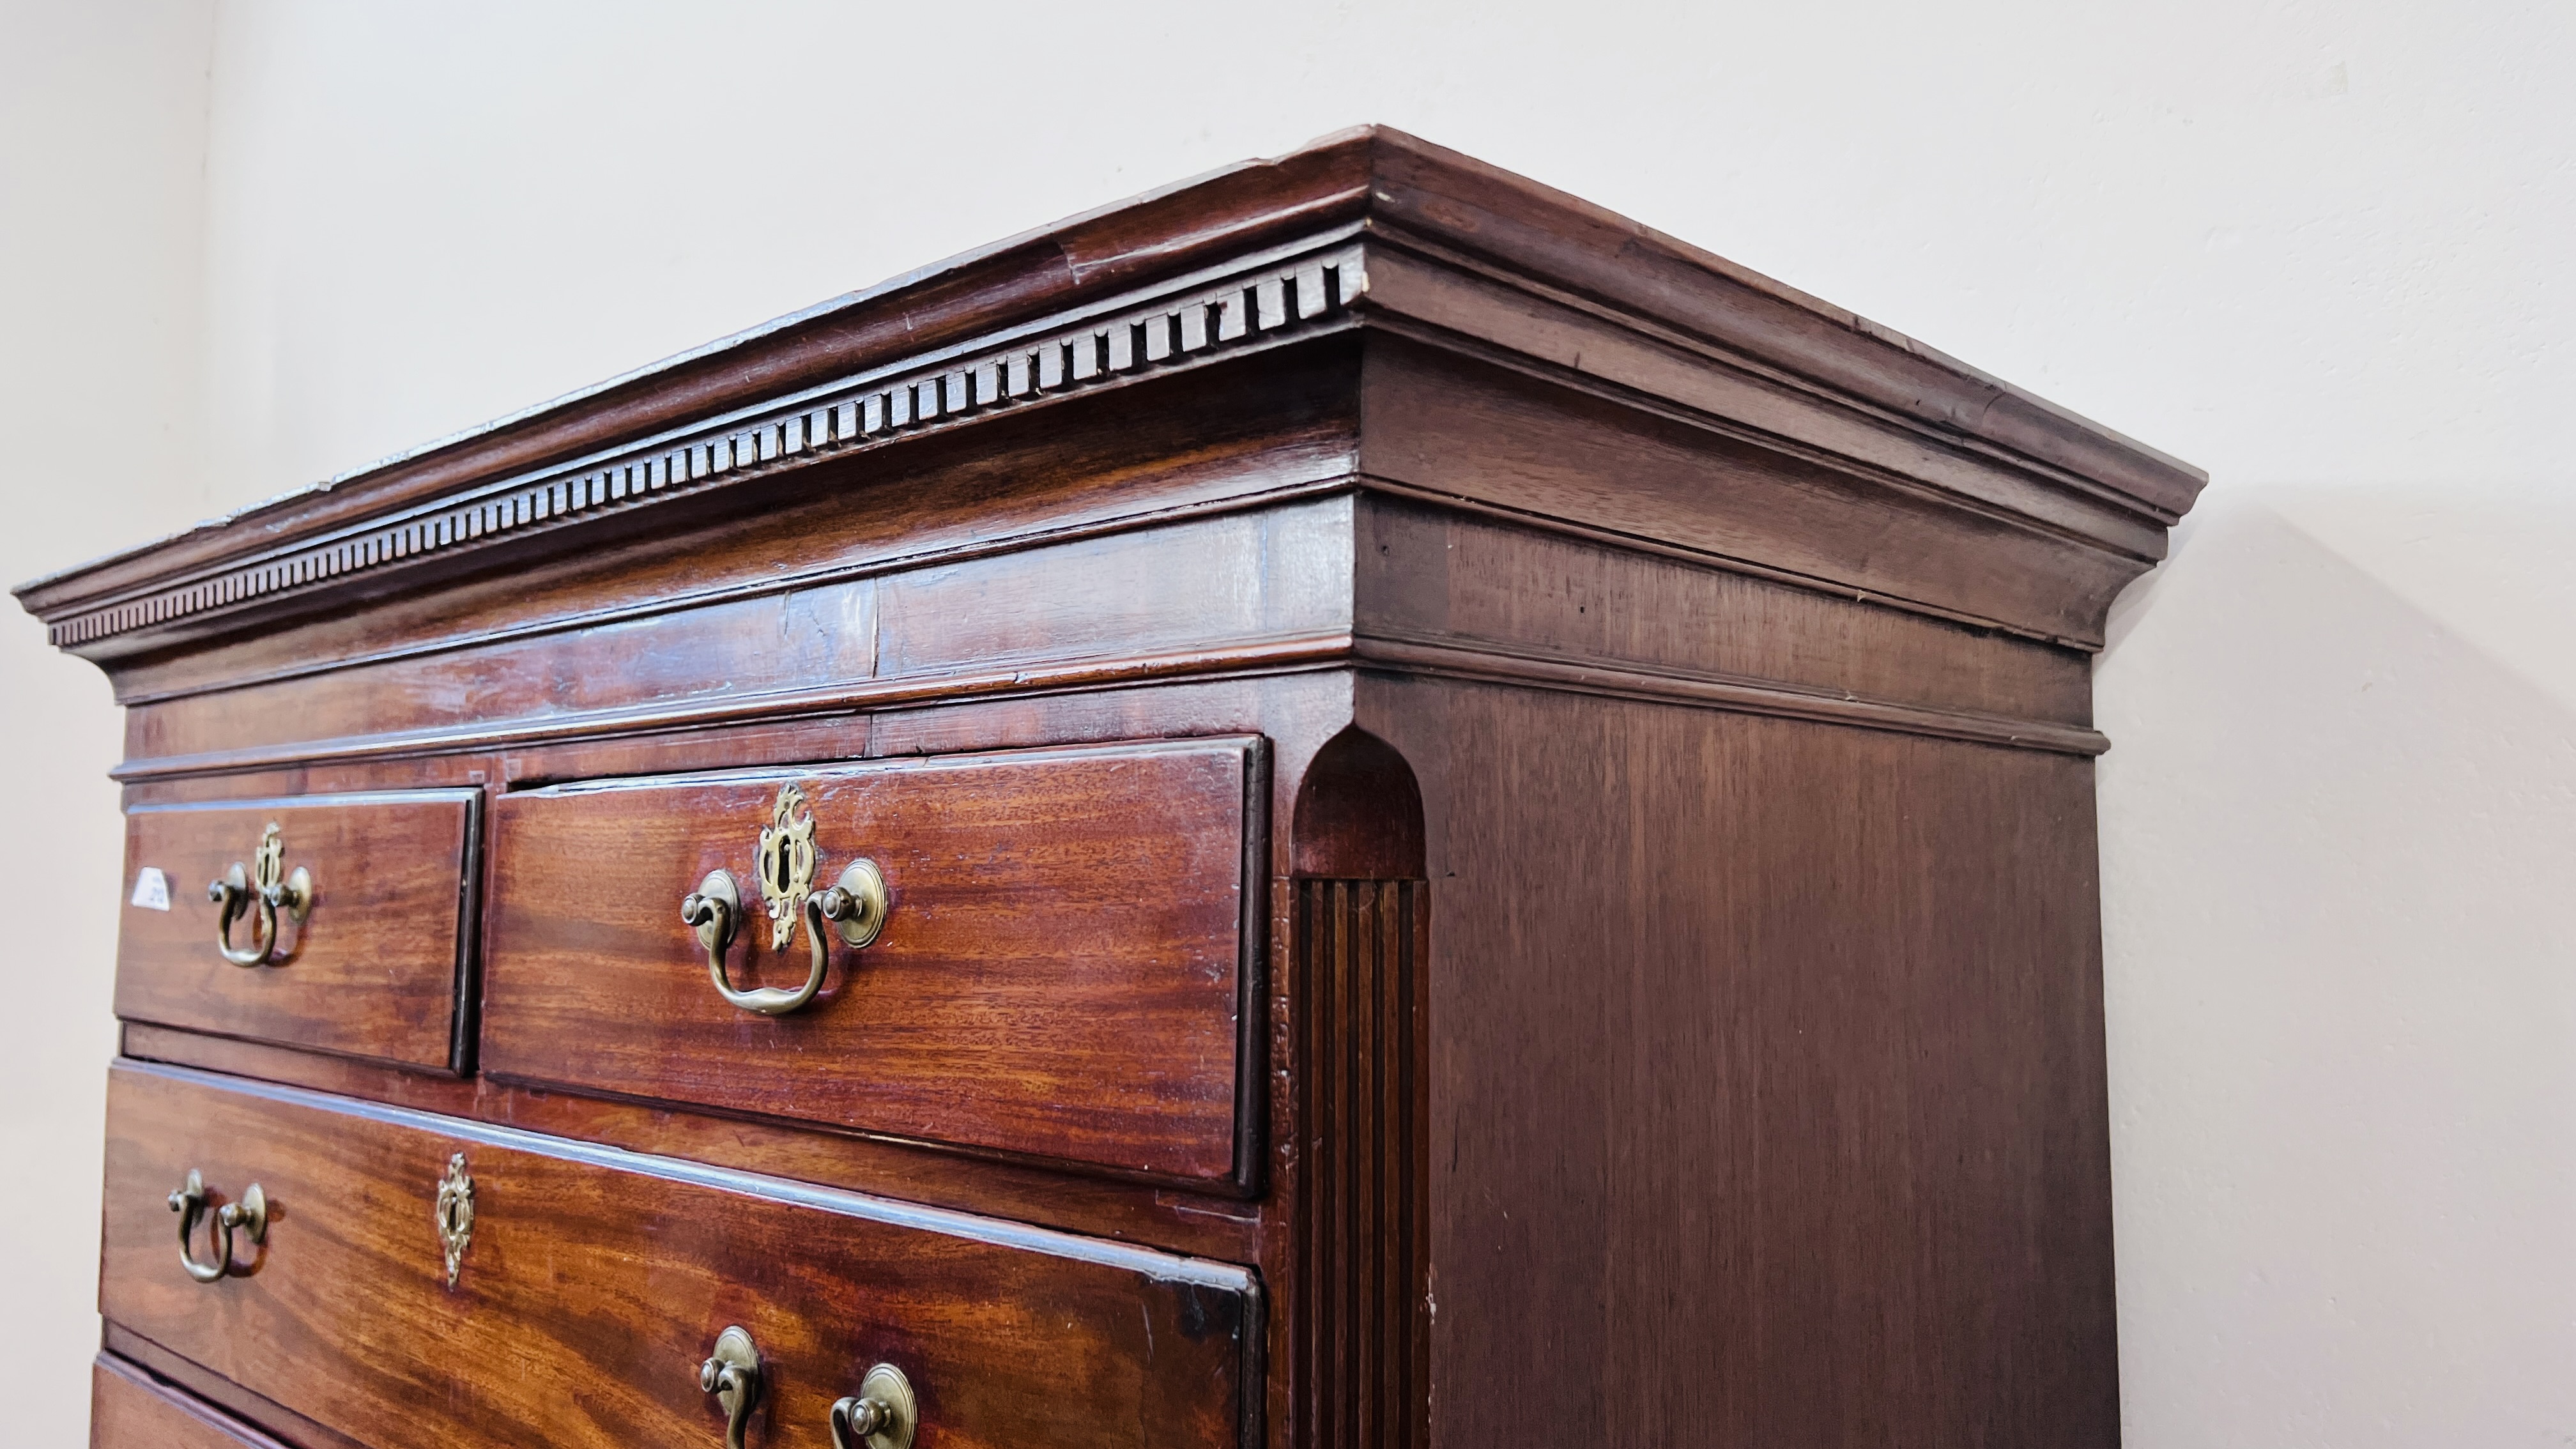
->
15;126;2205;660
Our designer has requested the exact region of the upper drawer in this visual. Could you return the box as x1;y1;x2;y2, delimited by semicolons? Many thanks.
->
101;1063;1256;1449
118;791;480;1072
482;737;1262;1186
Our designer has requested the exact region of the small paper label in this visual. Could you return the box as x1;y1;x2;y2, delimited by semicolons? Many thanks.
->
130;866;171;911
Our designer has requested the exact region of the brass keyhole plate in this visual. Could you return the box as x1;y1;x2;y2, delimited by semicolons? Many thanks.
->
436;1153;473;1288
755;784;817;952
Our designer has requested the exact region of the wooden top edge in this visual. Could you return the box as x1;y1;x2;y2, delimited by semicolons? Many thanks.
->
14;123;2202;626
1351;128;2205;513
11;133;1381;613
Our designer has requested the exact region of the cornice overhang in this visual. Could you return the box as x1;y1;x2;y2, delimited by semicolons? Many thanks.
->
15;126;2205;663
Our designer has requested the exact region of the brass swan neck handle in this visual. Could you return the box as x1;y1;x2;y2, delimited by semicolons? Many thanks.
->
698;1326;762;1449
830;1363;919;1449
167;1169;267;1283
680;785;887;1016
207;822;312;967
681;862;886;1016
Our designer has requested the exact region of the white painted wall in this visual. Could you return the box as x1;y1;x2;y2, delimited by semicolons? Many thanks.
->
1;6;218;1447
4;3;2567;1443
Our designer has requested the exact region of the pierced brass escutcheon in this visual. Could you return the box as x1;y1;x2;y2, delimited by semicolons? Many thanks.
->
831;1363;919;1449
435;1153;473;1289
699;1325;763;1449
755;783;818;952
207;822;313;967
680;783;888;1016
167;1169;266;1284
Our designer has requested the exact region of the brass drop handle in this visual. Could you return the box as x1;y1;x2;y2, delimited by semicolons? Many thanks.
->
698;1326;762;1449
207;822;312;967
167;1169;267;1283
680;864;885;1016
680;784;888;1017
830;1363;919;1449
684;868;826;1016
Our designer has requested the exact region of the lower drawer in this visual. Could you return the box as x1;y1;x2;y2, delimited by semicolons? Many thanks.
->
100;1063;1257;1449
93;1355;285;1449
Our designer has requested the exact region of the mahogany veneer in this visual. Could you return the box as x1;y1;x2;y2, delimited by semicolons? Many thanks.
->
482;739;1264;1185
93;1354;289;1449
116;791;480;1072
103;1064;1253;1449
23;126;2202;1448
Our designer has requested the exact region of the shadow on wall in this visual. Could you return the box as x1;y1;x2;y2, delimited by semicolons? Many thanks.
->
2094;487;2576;1447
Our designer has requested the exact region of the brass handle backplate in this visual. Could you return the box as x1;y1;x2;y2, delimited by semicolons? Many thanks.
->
680;784;887;1017
831;1363;919;1449
167;1169;266;1283
699;1325;763;1449
207;822;313;967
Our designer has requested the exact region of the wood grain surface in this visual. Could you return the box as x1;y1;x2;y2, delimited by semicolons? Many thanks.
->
114;416;1360;768
1290;880;1427;1449
93;1355;291;1449
1368;674;2122;1447
482;738;1262;1185
116;792;479;1072
101;1062;1258;1449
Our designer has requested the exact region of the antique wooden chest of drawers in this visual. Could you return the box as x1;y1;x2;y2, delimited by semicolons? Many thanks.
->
22;127;2203;1448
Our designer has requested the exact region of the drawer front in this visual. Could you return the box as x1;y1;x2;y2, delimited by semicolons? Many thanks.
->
118;792;480;1071
100;1063;1257;1449
482;738;1261;1184
93;1356;288;1449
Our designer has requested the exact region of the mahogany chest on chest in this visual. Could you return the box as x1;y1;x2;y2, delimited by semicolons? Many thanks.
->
21;127;2203;1448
